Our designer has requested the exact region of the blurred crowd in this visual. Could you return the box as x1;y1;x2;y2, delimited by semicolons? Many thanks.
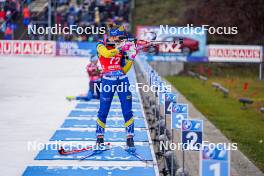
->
0;0;32;40
0;0;132;41
55;0;131;41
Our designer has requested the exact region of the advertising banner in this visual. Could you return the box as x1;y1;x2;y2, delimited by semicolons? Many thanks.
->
171;103;188;129
263;46;264;62
0;40;56;56
200;144;230;176
145;55;209;62
208;45;263;63
181;119;203;150
56;42;97;57
164;93;177;115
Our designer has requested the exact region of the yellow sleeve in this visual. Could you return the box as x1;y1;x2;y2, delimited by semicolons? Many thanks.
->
97;44;119;58
122;59;133;74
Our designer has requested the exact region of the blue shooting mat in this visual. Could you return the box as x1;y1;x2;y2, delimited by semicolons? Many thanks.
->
68;110;144;118
23;166;156;176
112;97;140;103
75;103;142;109
35;145;153;161
61;118;146;128
112;93;140;98
50;129;148;142
76;94;141;103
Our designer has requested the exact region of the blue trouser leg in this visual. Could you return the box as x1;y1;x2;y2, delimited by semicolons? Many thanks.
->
117;77;134;136
90;80;101;99
75;92;92;101
96;78;115;135
76;80;101;101
96;77;134;137
76;90;93;101
94;80;101;99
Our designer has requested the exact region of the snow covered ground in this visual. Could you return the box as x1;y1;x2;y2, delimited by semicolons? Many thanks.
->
0;56;89;175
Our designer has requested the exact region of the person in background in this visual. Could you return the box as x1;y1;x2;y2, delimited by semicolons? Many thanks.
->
0;7;6;23
66;56;102;101
4;24;12;40
22;5;30;26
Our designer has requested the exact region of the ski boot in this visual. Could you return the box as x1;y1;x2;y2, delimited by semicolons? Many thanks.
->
126;137;136;153
96;135;105;149
125;137;146;161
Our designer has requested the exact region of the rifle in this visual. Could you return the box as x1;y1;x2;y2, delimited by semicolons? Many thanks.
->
106;31;184;55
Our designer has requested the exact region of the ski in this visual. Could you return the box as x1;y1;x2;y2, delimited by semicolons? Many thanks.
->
80;144;111;160
58;146;92;155
125;149;147;162
80;148;108;160
58;143;111;155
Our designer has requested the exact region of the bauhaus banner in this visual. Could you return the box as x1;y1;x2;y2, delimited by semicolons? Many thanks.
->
208;45;263;63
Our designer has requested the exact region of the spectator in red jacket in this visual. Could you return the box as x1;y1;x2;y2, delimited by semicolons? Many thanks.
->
0;8;6;23
23;6;30;26
4;25;12;40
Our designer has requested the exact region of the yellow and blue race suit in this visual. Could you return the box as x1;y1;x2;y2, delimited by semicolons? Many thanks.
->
96;41;134;137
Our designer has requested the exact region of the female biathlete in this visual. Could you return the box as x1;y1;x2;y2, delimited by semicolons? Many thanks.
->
96;25;136;152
